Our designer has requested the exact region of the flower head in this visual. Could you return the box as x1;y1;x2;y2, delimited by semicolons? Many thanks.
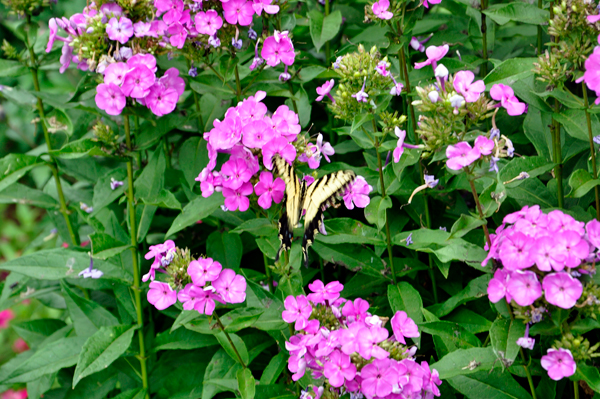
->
352;78;369;103
283;295;312;330
212;269;247;303
372;0;394;19
316;79;335;102
506;270;542;306
188;258;223;286
490;84;528;116
445;141;480;170
541;348;577;381
106;16;133;44
223;0;255;26
254;171;285;209
343;176;372;209
453;71;485;102
414;44;449;70
542;272;583;309
147;281;177;310
95;83;126;116
391;311;419;344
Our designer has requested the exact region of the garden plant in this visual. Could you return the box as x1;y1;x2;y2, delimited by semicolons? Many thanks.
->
0;0;600;398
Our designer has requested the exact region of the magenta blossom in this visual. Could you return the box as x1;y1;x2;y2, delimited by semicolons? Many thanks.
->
586;219;600;250
532;236;566;272
556;231;589;268
542;272;583;309
209;116;243;150
578;47;600;103
212;269;247;303
221;158;253;190
147;281;177;310
372;0;393;20
222;182;253;211
95;83;126;115
177;284;205;310
423;0;443;8
160;68;185;96
254;171;285;209
146;84;179;117
342;176;372;209
122;65;155;98
506;270;542;306
474;135;494;155
499;232;536;270
360;358;398;397
487;269;511;303
283;295;312;330
195;10;223;35
445;141;480;170
393;127;408;163
253;0;279;15
316;79;336;102
127;53;157;73
223;0;255;26
262;137;297;170
195;288;222;315
414;44;449;70
357;326;389;360
541;348;577;381
323;350;356;388
261;31;295;67
490;84;528;116
103;62;129;86
453;71;485;103
391;311;420;344
187;257;223;286
106;16;133;44
272;105;301;141
307;280;344;304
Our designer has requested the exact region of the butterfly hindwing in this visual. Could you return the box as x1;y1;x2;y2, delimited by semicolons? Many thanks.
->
273;156;303;262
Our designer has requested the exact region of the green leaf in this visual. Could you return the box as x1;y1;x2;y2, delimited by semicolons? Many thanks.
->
571;364;600;393
207;230;243;271
388;282;423;345
554;109;600;142
91;169;127;215
166;194;224;237
153;328;218;351
568;169;600;198
2;336;87;383
308;10;342;52
111;388;147;399
134;146;166;201
243;277;288;332
199;93;232;132
484;58;536;88
142;189;182;210
61;281;119;337
444;308;493;335
0;183;58;209
419;321;481;348
90;233;129;260
231;219;277;236
316;218;385;245
0;154;44;193
0;59;28;77
220;307;265;332
435;274;491;317
311;241;386;277
136;113;190;150
448;214;485;239
215;331;249;365
430;347;498;379
237;368;256;399
259;352;288;385
448;368;534;399
523;108;553;160
350;113;374;135
490;318;526;367
49;138;107;159
500;156;555;188
202;349;242;399
11;319;67;348
73;325;136;387
505;178;556;208
364;196;392;231
285;85;312;128
179;137;209;188
0;249;131;284
256;235;280;260
483;3;549;25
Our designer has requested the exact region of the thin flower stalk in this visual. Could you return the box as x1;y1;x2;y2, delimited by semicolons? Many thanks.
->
582;84;600;220
213;312;247;368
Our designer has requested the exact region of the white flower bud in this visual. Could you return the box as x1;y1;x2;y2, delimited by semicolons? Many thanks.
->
428;91;439;103
434;64;449;78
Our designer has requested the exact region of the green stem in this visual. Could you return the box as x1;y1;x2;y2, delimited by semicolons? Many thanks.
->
372;119;397;284
192;90;204;133
206;64;237;94
468;177;492;248
399;46;417;144
25;18;79;246
287;81;299;114
324;0;331;63
552;98;564;208
481;0;489;77
574;380;580;399
234;64;242;102
319;257;326;283
263;253;274;293
214;312;247;368
163;136;171;168
505;300;537;399
582;84;600;220
134;117;142;169
537;0;543;54
124;116;149;399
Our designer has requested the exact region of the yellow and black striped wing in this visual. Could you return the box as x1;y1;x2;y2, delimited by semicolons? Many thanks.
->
273;155;304;261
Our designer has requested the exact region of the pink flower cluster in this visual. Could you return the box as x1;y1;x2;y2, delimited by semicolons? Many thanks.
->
196;92;371;212
578;34;600;105
95;54;185;116
283;280;442;399
445;135;494;170
484;206;594;310
144;241;247;313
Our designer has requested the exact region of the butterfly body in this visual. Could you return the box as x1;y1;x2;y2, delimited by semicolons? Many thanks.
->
273;155;356;266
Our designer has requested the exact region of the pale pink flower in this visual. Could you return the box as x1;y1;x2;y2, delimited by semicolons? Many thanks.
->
453;70;485;102
147;281;177;310
541;348;577;381
209;116;243;150
474;135;494;155
307;280;344;304
283;295;313;330
95;83;126;116
222;182;253;211
414;44;449;70
490;83;528;116
323;350;356;388
177;283;205;310
445;141;480;170
372;0;393;20
242;120;275;148
253;0;279;15
361;359;397;397
160;68;185;96
343;176;372;209
122;65;155;98
261;32;296;66
357;326;389;359
262;137;297;170
212;269;247;303
316;79;335;102
128;53;158;73
103;62;129;86
106;16;133;44
223;0;255;26
195;10;223;35
506;270;542;306
487;269;511;303
390;311;420;344
188;258;223;286
254;171;285;209
542;272;583;309
146;84;179;117
272;105;301;141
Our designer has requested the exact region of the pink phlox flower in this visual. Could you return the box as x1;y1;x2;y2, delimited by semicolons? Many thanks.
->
122;65;155;98
160;67;186;96
315;329;339;357
586;219;600;250
196;167;220;197
254;171;285;209
0;309;14;329
272;105;301;141
376;60;390;76
222;181;253;211
298;143;321;169
323;350;356;388
579;47;600;104
127;54;157;73
513;208;548;238
106;16;133;44
414;44;449;70
474;135;495;156
146;83;179;117
154;0;172;12
400;359;425;393
499;231;536;270
516;336;535;350
339;322;363;355
410;36;428;52
242;120;275;148
342;298;370;321
423;0;443;7
261;31;296;66
420;361;442;397
100;3;123;17
212;268;247;303
206;142;218;170
133;21;153;37
506;270;542;306
316;134;335;162
490;83;528;116
445;141;481;170
503;205;532;224
59;42;74;74
372;0;394;20
221;158;253;190
103;62;129;86
357;326;389;359
532;236;566;272
230;144;260;174
343;176;372;210
548;210;585;235
95;83;126;115
177;283;205;310
541;348;577;381
361;358;397;398
390;310;420;344
161;0;184;25
288;354;306;381
187;257;223;286
195;10;223;35
262;137;297;170
390;76;404;96
487;269;511;303
588;15;600;23
307;279;344;304
283;295;313;330
223;0;255;26
542;272;583;309
253;0;280;15
556;231;589;268
352;77;369;103
393;127;407;163
286;334;309;357
1;389;28;399
453;70;485;103
209;116;243;150
147;281;177;310
194;287;223;315
150;20;168;37
316;79;335;102
46;18;60;53
167;22;188;48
